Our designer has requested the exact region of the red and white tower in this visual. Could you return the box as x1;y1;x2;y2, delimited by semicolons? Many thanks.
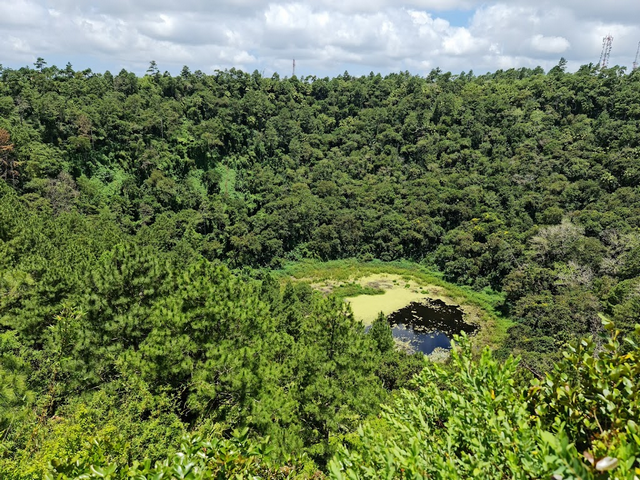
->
598;35;613;69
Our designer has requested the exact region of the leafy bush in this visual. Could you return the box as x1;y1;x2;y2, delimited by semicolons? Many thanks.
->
46;429;315;479
329;323;640;479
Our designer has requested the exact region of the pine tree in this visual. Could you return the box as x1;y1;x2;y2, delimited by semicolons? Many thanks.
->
369;311;394;353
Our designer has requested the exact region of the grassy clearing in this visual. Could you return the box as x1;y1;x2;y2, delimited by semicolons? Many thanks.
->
277;259;513;351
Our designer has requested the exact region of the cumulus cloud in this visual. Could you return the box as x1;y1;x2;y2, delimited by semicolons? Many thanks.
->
1;0;639;75
531;35;570;54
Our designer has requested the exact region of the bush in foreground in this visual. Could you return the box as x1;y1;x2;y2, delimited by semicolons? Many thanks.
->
330;322;640;479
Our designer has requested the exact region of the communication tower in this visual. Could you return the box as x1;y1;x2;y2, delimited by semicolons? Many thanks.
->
598;34;613;69
633;42;640;71
292;59;296;77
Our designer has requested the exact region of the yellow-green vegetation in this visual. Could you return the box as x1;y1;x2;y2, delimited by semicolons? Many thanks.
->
344;275;426;325
279;259;513;350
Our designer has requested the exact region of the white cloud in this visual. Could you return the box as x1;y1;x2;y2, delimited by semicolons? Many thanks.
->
443;28;478;55
1;0;639;75
531;34;570;54
0;0;47;27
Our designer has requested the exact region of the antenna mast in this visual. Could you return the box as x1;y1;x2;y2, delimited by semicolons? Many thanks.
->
292;59;296;77
633;42;640;71
598;34;613;69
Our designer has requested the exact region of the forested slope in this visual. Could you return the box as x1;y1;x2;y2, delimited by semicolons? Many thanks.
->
0;60;639;477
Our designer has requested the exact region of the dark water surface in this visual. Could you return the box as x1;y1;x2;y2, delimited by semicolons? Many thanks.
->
387;299;478;355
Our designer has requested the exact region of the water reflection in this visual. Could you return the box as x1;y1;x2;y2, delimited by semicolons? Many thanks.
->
387;299;478;355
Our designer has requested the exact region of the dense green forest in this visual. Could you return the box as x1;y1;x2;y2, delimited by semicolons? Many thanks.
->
0;59;639;478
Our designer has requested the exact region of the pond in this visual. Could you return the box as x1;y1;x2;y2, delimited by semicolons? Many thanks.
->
387;299;478;355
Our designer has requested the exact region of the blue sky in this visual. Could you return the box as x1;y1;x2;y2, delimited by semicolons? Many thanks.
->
437;9;474;27
1;0;639;76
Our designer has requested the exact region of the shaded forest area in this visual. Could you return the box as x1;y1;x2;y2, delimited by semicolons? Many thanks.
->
0;60;639;478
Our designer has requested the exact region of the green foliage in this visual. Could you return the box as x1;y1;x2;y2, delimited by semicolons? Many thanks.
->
1;62;640;478
330;283;385;299
45;431;313;479
295;297;385;462
0;331;34;436
279;258;511;350
529;322;640;461
0;247;404;471
369;312;394;353
330;335;546;479
330;324;640;479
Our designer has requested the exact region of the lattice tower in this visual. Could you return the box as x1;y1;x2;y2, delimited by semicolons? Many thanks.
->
599;35;613;69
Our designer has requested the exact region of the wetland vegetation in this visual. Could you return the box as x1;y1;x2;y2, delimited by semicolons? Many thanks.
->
280;259;509;351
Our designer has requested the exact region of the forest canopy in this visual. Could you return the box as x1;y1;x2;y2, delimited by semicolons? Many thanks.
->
0;60;639;478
